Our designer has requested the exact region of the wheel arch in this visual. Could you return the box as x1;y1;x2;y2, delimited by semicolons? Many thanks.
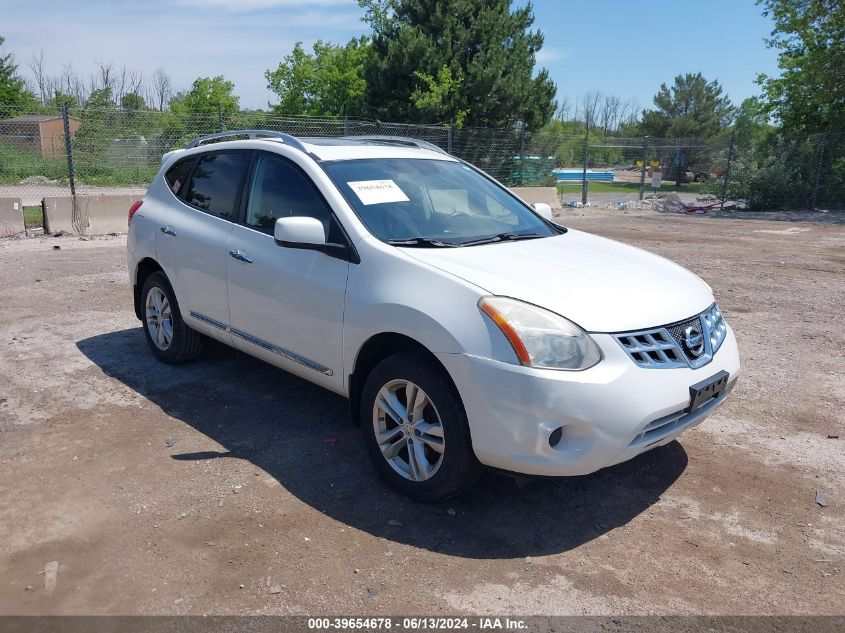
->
133;258;164;320
348;332;462;427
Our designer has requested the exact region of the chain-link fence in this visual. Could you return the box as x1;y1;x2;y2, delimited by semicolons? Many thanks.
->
1;102;843;228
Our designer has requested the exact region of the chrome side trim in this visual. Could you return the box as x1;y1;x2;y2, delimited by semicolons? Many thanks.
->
188;311;333;376
190;311;229;332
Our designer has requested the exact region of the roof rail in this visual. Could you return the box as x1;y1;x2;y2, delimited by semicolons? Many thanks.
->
342;135;448;155
185;129;308;152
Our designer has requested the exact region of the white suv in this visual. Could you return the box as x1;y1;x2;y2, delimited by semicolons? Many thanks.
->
127;131;740;501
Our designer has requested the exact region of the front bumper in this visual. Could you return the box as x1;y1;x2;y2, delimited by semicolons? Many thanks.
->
437;326;740;477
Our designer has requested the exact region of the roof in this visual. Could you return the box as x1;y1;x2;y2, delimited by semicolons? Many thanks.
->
0;114;82;124
300;138;454;162
0;115;60;123
175;133;455;164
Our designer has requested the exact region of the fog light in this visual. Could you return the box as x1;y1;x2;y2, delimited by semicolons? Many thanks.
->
548;426;563;447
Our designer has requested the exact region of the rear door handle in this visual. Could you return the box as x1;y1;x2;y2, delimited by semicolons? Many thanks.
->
160;225;176;236
229;249;253;264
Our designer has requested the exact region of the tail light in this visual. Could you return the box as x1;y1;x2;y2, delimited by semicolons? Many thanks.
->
128;200;143;226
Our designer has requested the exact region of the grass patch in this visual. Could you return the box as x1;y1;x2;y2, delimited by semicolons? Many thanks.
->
556;181;709;195
23;206;43;226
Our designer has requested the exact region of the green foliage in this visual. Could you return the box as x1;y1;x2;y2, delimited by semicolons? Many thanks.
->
170;76;240;117
410;65;468;127
121;92;146;111
359;0;557;128
639;73;734;184
757;0;845;133
266;38;369;116
0;35;38;114
47;92;79;111
732;97;775;150
640;73;734;139
74;88;117;156
0;140;68;184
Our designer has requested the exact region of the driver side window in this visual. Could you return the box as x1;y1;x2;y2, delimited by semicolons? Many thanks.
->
246;154;332;233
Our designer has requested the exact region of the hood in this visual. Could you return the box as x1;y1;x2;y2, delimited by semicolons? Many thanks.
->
400;229;714;332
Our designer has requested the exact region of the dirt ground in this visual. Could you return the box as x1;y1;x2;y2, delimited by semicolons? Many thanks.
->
0;210;842;616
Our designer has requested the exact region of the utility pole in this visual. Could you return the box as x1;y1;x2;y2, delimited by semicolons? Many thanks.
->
581;124;589;206
720;130;736;210
638;137;648;201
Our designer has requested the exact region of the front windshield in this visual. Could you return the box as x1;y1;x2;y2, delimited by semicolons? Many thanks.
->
322;158;559;246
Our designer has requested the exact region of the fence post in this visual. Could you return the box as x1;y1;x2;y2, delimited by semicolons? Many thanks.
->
518;123;526;186
343;115;349;136
447;121;453;154
581;129;589;205
809;132;829;211
638;137;648;201
720;130;736;210
61;104;76;197
217;104;224;132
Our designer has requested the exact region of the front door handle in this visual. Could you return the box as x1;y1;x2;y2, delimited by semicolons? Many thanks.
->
229;249;254;264
160;225;176;236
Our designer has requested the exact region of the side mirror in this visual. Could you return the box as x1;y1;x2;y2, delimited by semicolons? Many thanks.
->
533;202;553;220
274;216;326;247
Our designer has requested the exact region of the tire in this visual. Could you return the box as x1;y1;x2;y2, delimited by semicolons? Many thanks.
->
360;351;482;502
140;271;204;363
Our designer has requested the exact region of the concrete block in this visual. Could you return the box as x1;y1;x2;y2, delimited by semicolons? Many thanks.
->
0;198;25;237
43;194;143;235
509;186;561;210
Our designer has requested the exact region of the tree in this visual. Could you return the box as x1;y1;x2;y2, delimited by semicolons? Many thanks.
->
121;92;146;111
640;73;734;184
74;87;116;156
733;97;774;150
170;76;239;117
47;91;79;111
359;0;556;128
266;38;368;117
0;35;38;114
410;65;468;127
151;67;172;112
640;73;734;139
757;0;845;133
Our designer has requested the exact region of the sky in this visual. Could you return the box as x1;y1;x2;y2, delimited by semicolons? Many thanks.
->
1;0;781;113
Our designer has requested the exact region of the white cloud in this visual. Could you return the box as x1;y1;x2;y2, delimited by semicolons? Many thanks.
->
177;0;352;11
536;48;567;64
3;0;365;108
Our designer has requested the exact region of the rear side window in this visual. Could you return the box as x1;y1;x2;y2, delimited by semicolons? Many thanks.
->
164;158;194;196
184;152;250;220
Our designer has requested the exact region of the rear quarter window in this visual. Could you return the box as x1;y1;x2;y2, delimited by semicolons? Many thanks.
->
164;158;194;196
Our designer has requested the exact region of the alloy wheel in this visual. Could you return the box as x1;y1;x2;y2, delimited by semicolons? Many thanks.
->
145;286;173;351
372;379;445;481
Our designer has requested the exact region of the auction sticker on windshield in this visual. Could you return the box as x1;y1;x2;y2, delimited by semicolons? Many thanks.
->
348;179;410;205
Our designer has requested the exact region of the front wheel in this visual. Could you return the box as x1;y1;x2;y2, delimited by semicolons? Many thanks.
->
360;352;481;502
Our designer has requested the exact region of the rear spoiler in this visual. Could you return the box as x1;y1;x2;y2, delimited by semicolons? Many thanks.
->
161;149;184;165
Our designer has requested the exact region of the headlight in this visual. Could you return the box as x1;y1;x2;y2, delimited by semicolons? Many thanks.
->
704;303;728;352
478;296;602;370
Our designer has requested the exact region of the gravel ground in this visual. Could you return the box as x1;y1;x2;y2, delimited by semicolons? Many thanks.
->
0;211;843;616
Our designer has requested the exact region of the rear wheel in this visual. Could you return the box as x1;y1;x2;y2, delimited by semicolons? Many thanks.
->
141;271;203;363
361;352;481;501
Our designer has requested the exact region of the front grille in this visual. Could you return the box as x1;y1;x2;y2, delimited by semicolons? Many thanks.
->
615;328;687;368
614;304;727;369
666;317;705;363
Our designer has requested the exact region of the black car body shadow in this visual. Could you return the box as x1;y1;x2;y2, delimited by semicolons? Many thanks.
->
77;327;688;559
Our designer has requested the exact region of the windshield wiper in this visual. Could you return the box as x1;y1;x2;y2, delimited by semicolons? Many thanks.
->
457;232;544;247
386;237;460;248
